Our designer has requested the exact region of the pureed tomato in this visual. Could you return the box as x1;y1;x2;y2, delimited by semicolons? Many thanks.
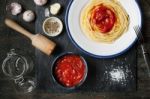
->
54;54;86;87
90;4;116;33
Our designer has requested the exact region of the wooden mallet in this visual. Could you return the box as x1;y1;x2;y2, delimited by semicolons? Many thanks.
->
5;18;56;56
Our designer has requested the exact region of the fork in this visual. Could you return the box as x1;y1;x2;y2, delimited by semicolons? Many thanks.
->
134;26;150;77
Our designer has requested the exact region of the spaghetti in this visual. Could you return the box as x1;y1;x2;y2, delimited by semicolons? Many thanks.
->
80;0;129;43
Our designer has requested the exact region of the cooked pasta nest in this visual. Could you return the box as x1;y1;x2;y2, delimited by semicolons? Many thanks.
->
80;0;129;43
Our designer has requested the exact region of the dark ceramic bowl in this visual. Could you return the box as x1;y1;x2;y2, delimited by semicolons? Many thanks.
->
51;52;88;89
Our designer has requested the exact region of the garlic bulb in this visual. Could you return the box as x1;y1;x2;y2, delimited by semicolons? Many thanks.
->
23;10;35;22
50;3;61;15
34;0;47;6
6;2;22;15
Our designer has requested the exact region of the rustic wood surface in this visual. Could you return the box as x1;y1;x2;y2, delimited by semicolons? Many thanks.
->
0;0;150;98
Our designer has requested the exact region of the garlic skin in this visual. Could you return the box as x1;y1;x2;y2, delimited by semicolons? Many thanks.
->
23;10;35;22
50;3;61;15
6;2;22;15
34;0;47;6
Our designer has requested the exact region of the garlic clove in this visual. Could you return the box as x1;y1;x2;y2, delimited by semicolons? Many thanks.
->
45;8;50;17
50;3;61;15
23;10;35;22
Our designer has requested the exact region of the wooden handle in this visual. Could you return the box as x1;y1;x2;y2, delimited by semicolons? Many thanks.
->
5;18;34;39
32;34;56;56
5;18;56;56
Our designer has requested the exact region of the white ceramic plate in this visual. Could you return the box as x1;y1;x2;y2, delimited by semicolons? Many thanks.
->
65;0;142;58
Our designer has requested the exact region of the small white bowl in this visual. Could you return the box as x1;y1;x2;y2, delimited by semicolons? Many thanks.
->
43;17;63;37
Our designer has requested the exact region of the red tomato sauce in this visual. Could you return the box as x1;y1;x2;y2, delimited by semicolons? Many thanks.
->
91;5;116;33
55;54;85;87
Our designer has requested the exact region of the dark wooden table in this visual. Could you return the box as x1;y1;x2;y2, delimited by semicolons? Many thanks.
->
0;0;150;98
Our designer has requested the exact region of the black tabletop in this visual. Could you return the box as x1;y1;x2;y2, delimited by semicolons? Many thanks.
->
0;0;150;98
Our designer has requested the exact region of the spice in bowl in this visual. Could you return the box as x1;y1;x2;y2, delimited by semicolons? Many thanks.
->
43;17;63;37
52;53;88;88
